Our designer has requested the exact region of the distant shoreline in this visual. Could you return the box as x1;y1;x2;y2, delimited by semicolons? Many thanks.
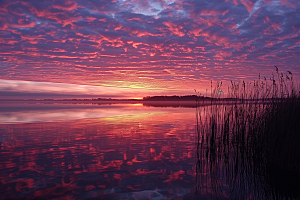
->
0;96;288;102
0;97;284;109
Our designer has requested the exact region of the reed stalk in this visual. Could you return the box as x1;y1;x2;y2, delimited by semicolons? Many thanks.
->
195;67;300;199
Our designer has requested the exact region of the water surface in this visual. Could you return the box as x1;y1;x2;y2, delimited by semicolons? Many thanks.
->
2;101;296;199
0;102;218;199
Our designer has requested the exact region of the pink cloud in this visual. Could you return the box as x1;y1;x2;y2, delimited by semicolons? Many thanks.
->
0;0;299;98
240;0;255;13
163;21;185;37
189;28;203;37
52;1;78;11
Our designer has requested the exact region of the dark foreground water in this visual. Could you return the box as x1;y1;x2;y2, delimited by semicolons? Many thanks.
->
1;101;299;200
0;102;216;200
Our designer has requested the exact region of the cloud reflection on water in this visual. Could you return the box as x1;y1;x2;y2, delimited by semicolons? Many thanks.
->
0;103;207;199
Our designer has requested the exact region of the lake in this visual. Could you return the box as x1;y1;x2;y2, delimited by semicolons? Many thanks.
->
1;101;299;199
0;101;214;200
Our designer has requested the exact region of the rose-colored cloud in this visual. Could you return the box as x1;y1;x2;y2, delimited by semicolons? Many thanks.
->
0;0;299;98
163;21;185;37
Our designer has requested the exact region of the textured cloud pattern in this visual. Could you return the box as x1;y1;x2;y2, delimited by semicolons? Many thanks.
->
0;0;299;97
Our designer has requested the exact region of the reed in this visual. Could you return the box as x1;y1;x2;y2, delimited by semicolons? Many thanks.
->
195;67;300;199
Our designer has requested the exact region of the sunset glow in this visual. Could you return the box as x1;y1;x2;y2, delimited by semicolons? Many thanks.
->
1;0;299;98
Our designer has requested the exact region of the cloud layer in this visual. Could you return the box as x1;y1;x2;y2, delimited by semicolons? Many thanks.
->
0;0;299;97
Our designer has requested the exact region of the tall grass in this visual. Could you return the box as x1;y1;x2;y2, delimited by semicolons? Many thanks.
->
195;68;300;199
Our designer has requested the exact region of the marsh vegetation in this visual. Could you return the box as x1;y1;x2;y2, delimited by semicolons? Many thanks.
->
195;67;300;199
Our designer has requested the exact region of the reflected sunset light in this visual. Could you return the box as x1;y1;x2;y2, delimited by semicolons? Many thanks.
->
0;0;299;98
1;0;300;199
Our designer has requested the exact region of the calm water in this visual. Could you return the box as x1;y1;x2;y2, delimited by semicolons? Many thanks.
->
0;102;221;200
1;101;299;200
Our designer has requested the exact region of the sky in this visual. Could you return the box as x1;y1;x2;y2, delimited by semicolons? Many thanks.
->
0;0;299;99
